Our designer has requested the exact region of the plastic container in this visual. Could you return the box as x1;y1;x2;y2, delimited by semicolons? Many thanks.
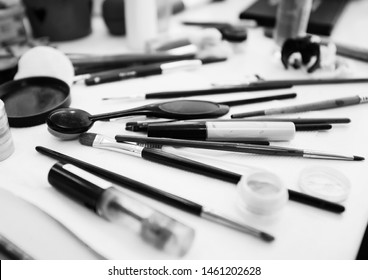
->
124;0;158;50
237;170;288;216
274;0;313;47
299;166;350;203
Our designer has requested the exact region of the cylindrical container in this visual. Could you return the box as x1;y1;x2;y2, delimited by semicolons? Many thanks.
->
124;0;158;50
22;0;92;41
237;171;288;216
274;0;313;47
0;100;15;161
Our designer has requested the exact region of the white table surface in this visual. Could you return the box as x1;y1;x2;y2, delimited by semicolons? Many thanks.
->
1;0;368;260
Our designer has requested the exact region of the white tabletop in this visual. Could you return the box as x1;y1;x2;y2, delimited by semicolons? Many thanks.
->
1;0;368;260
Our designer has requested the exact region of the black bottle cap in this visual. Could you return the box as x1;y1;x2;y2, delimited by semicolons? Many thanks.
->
147;123;207;140
48;162;105;212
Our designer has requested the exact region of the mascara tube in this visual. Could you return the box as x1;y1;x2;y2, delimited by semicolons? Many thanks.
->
147;121;296;141
48;162;195;257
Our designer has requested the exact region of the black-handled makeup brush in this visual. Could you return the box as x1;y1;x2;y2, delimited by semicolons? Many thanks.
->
102;83;293;100
115;135;364;161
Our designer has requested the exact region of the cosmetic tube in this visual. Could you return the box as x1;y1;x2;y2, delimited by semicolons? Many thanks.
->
48;162;195;257
147;121;295;141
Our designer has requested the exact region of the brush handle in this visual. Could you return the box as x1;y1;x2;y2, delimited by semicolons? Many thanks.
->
288;190;345;213
295;124;332;131
35;146;203;215
221;93;296;106
116;135;302;156
85;64;162;86
145;83;293;99
141;148;241;184
89;103;161;121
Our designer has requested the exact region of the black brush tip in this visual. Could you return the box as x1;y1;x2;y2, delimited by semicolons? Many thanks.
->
354;155;365;161
79;133;97;146
260;232;275;242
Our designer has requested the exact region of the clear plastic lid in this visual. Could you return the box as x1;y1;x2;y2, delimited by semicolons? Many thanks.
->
298;166;350;203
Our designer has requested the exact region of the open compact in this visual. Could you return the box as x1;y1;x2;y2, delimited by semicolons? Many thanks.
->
0;76;70;127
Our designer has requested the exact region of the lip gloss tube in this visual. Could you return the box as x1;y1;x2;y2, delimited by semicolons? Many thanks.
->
47;162;195;257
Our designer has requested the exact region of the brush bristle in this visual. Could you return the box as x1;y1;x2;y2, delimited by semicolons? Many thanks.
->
354;155;365;161
260;232;275;242
137;142;163;149
79;133;97;146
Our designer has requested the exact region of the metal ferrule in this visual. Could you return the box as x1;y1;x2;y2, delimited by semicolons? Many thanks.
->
303;150;353;161
200;206;263;238
161;60;202;73
358;95;368;103
94;134;144;156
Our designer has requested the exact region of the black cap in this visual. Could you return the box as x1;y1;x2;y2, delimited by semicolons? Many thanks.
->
147;123;207;140
48;162;105;212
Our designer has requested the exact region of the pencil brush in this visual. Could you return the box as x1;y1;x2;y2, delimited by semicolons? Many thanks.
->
115;135;364;161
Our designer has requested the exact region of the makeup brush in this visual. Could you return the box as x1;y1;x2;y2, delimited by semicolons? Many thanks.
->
79;133;241;183
115;135;365;161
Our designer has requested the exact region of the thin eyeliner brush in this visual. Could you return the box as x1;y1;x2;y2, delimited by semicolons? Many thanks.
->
219;92;296;106
233;117;351;124
102;83;293;100
295;124;332;131
78;133;345;213
115;135;365;161
35;146;274;242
